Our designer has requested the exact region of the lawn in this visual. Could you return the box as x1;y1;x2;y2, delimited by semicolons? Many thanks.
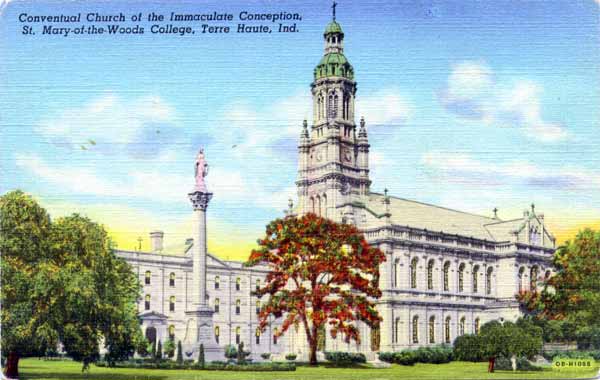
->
17;358;600;380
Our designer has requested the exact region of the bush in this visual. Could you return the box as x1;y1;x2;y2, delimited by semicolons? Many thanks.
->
543;350;600;361
324;351;366;366
495;356;542;371
94;359;295;371
395;351;417;366
224;344;237;361
261;353;271;360
285;353;297;361
378;346;451;366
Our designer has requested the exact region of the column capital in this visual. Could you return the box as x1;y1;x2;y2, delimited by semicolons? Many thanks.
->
188;191;213;211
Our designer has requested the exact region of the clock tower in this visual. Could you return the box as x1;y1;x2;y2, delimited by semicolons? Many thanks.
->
296;14;371;224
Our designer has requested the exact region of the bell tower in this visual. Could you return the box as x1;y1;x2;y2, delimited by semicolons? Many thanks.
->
297;7;371;224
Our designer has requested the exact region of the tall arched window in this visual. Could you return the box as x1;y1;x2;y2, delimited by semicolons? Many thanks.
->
474;318;481;334
310;197;315;213
235;326;241;344
394;259;400;288
317;94;324;120
429;316;436;344
235;299;241;315
412;316;419;343
370;326;381;352
144;294;151;310
145;271;151;285
169;272;175;287
169;296;175;312
394;317;400;343
328;92;338;119
530;266;539;291
445;316;451;343
472;265;480;293
427;259;435;290
168;325;175;340
316;195;321;216
459;317;465;336
235;277;241;291
214;298;220;313
255;300;260;315
255;328;261;344
214;275;220;289
215;326;220;344
518;266;525;292
443;261;450;291
273;327;279;345
410;258;418;289
486;267;493;295
322;194;327;218
255;279;260;291
458;263;465;292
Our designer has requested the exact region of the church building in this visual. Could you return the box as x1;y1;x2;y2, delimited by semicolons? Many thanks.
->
115;13;556;361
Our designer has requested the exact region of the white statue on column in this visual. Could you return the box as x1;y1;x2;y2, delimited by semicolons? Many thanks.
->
194;149;209;192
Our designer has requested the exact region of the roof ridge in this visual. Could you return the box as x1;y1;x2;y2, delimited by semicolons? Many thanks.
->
370;192;495;221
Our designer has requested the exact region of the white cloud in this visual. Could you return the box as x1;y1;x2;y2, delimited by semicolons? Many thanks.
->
356;89;412;126
440;61;568;143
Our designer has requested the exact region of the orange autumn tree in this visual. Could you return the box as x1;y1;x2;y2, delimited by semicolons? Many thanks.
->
245;213;385;365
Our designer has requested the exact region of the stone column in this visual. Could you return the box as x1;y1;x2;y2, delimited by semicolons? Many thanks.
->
189;191;212;308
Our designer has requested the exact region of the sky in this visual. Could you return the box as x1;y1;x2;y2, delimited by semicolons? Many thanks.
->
1;0;599;260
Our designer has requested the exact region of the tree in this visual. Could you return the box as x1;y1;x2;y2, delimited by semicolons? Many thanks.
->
518;228;600;348
197;343;205;368
245;213;386;365
224;344;237;362
176;341;183;364
163;339;175;359
0;191;142;378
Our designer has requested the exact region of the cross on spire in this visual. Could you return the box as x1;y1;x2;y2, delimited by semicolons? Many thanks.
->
332;1;337;21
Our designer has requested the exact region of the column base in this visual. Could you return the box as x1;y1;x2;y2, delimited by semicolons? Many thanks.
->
182;306;223;362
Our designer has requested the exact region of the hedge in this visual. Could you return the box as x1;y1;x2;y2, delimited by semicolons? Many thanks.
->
324;351;366;366
95;360;295;371
378;346;453;365
542;350;600;361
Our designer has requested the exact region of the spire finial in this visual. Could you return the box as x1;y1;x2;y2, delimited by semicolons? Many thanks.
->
332;1;337;21
531;203;535;213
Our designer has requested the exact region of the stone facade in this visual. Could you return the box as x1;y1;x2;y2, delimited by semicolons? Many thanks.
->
115;17;556;361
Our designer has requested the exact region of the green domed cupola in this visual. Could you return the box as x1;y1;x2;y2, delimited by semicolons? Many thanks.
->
314;6;354;80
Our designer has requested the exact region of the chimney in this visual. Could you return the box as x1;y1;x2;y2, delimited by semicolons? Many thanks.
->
149;230;164;253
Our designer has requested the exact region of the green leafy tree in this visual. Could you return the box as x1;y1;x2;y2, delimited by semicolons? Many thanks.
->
0;191;142;378
224;344;237;362
245;213;385;365
197;343;205;368
518;229;600;349
163;340;175;359
176;341;183;364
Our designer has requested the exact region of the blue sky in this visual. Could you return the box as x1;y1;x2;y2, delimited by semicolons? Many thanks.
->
1;0;599;258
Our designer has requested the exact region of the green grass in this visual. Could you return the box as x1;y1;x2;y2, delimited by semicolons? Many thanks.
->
17;358;600;380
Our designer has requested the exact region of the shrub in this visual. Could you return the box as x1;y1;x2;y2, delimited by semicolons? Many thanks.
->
176;341;183;364
261;353;271;360
285;353;297;361
324;351;366;366
224;344;237;362
395;350;418;366
236;342;251;364
197;343;205;368
163;340;176;359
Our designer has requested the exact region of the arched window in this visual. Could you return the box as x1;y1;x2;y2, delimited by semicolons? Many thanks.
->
255;278;260;291
410;258;418;289
458;263;465;292
328;92;338;119
443;261;450;291
317;95;324;120
235;299;241;315
235;326;241;344
322;194;327;218
412;316;419;343
214;298;220;313
145;271;151;285
236;277;241;291
486;267;493;295
316;195;321;216
144;294;151;310
474;318;481;334
445;316;451;344
215;275;220;289
256;300;260;315
273;327;279;345
394;317;401;343
427;259;435;290
393;259;400;288
168;325;175;340
429;316;435;344
169;296;175;312
215;326;220;344
530;266;539;291
472;265;480;293
518;266;526;292
169;272;175;287
370;326;380;352
459;317;465;336
310;197;315;213
255;328;261;344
